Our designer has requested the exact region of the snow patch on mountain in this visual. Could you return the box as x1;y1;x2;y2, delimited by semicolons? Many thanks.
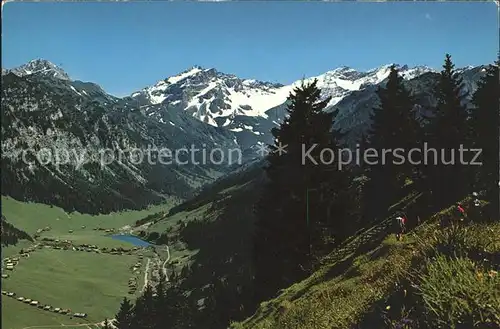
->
4;59;71;81
167;66;203;84
127;64;437;140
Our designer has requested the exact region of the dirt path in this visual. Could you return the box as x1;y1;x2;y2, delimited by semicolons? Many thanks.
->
142;258;151;292
162;246;170;281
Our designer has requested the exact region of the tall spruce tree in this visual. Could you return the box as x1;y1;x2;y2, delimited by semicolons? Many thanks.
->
364;65;420;219
424;54;470;206
315;107;354;250
153;271;170;329
253;79;349;302
132;284;156;329
469;62;499;214
113;297;134;329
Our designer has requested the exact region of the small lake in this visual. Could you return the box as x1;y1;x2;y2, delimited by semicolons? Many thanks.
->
110;234;151;247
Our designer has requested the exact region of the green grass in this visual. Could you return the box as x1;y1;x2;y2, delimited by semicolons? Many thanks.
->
417;254;500;328
146;202;214;233
1;295;96;329
231;232;421;329
1;196;175;236
2;240;33;258
40;233;135;249
2;249;141;328
230;204;500;329
1;197;171;329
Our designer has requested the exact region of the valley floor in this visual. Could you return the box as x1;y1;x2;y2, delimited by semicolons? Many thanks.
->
1;197;176;329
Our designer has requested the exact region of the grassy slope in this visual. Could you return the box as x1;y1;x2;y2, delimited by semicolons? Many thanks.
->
1;296;103;329
141;162;264;268
1;196;174;236
1;196;173;329
230;202;500;329
2;250;139;324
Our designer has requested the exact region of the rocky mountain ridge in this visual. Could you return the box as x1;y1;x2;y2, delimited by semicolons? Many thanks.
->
1;59;488;213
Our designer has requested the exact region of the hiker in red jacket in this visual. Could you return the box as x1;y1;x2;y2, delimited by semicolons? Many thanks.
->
455;203;466;223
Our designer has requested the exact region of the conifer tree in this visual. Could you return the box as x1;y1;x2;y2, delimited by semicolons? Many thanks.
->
424;54;470;206
153;271;169;329
469;62;499;213
253;79;349;302
364;65;420;218
113;297;134;329
132;284;156;329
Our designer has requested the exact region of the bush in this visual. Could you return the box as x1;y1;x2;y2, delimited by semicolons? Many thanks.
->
432;225;472;258
417;255;500;329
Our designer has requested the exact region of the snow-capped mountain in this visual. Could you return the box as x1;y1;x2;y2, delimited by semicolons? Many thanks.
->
1;59;486;214
128;64;436;131
131;62;488;148
126;66;287;127
1;60;240;215
4;59;71;81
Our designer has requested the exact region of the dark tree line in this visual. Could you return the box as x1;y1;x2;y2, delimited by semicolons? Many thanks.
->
0;215;33;246
107;55;498;329
108;271;194;329
253;55;499;304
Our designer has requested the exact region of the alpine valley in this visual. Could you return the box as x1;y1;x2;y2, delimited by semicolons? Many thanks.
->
1;59;487;214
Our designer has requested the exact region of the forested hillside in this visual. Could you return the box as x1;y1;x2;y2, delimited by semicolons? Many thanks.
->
1;215;33;247
107;56;499;329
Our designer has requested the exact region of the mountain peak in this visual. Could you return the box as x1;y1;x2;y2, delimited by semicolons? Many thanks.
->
6;59;71;80
165;66;208;85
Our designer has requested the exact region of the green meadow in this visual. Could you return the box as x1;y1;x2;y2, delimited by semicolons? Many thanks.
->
1;197;175;329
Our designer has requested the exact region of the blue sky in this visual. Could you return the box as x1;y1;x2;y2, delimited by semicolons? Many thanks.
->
2;1;498;97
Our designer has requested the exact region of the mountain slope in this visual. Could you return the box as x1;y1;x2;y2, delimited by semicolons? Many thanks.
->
128;64;485;148
130;159;266;327
1;215;34;247
1;63;240;214
1;59;487;215
230;201;500;329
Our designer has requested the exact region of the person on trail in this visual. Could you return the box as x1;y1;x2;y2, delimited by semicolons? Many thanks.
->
395;212;407;241
455;203;466;223
469;192;481;221
472;192;480;204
